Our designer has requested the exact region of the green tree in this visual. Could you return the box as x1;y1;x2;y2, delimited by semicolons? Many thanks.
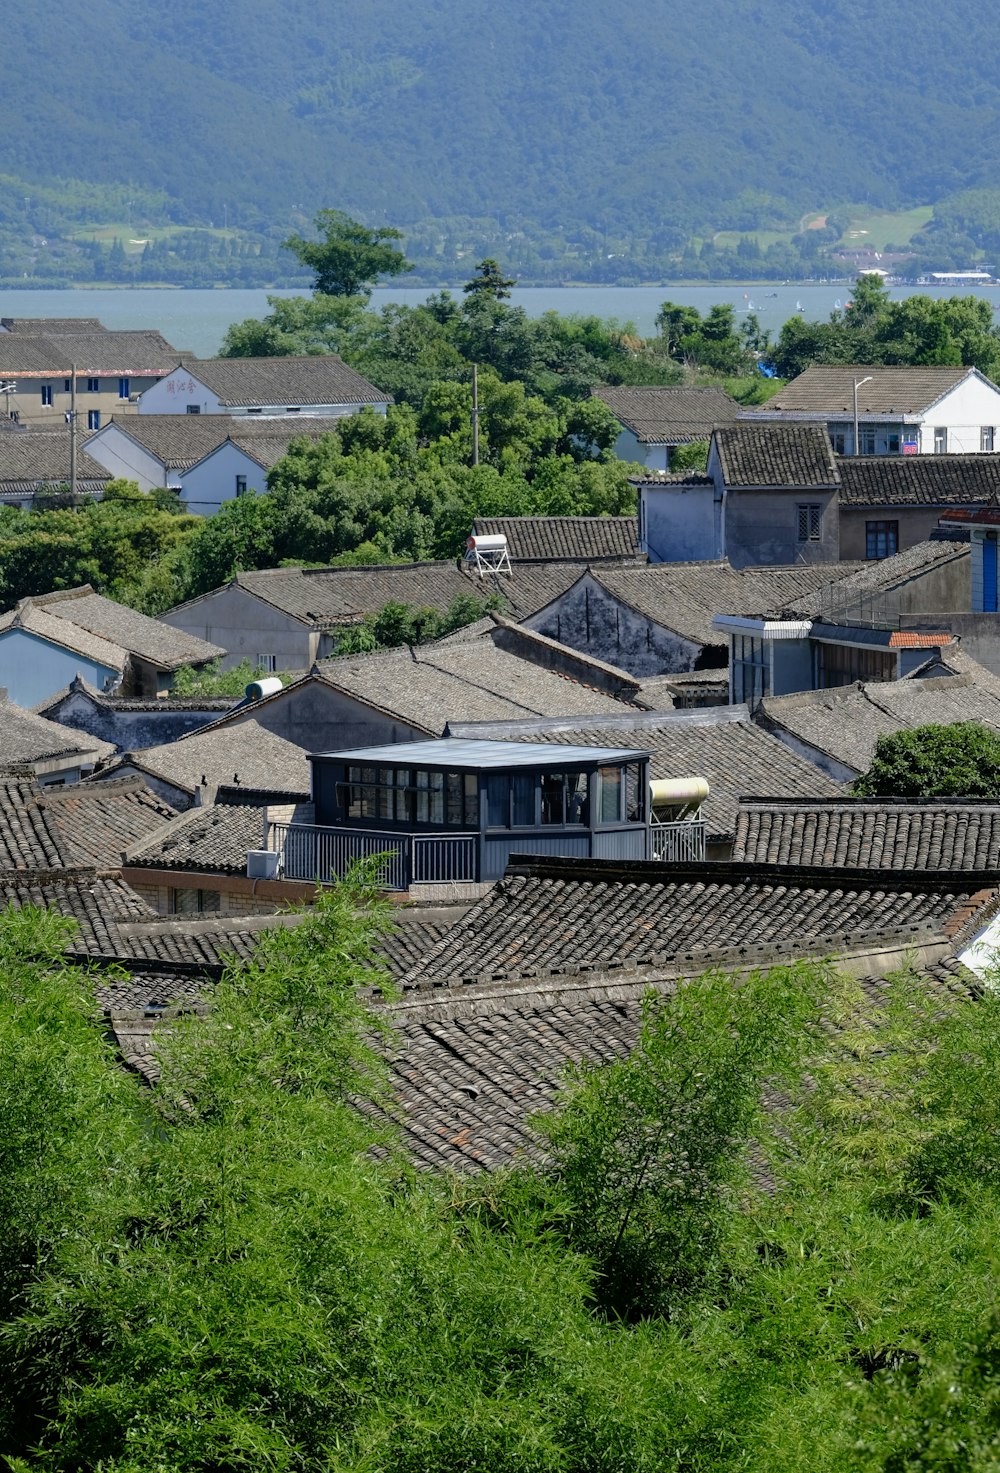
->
853;721;1000;797
283;209;413;299
535;963;827;1318
463;257;516;301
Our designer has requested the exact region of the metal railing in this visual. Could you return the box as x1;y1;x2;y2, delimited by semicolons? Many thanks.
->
651;820;707;863
265;821;478;890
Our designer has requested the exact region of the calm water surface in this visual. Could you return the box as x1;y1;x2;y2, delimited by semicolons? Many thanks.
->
4;283;1000;357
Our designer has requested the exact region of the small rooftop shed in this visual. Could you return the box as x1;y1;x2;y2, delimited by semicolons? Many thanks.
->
265;738;654;887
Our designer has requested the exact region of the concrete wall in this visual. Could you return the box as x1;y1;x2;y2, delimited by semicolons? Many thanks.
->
13;376;161;431
41;688;225;752
839;506;966;560
0;628;118;707
89;760;191;809
639;483;722;562
524;571;705;677
217;680;429;750
899;612;1000;675
725;488;840;568
161;586;317;672
488;619;641;699
180;443;269;516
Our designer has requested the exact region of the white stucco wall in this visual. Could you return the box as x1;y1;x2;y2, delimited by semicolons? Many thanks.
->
85;425;169;490
140;367;389;419
161;586;316;671
0;628;119;707
915;374;1000;453
612;428;668;471
639;483;722;562
180;443;269;516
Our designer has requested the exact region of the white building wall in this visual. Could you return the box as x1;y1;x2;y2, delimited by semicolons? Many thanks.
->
639;483;722;561
612;427;668;471
916;374;1000;453
180;444;269;516
83;425;168;490
140;367;388;419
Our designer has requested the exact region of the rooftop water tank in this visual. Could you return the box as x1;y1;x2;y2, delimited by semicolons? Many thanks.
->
650;776;710;808
245;676;284;701
466;533;509;555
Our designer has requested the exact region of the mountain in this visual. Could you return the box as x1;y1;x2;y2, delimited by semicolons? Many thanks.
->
4;0;1000;242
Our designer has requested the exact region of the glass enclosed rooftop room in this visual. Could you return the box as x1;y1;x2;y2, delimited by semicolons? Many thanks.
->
302;738;653;883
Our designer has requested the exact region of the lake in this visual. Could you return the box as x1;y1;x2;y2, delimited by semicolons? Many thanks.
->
3;282;1000;357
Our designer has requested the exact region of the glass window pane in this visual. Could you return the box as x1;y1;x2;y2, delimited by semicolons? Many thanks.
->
625;763;644;823
429;772;444;824
599;766;621;823
513;773;534;826
464;773;479;826
540;773;565;825
566;773;588;824
446;773;465;826
486;773;508;828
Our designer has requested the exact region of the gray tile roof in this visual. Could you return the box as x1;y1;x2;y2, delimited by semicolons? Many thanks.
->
126;802;267;874
169;561;581;631
758;669;1000;775
312;639;637;732
589;561;865;648
733;797;1000;869
472;516;641;562
1;317;106;334
592;385;739;443
101;414;341;471
0;430;109;489
392;855;992;993
0;699;114;767
0;775;174;871
385;948;980;1173
838;454;1000;506
445;705;842;840
0;331;179;377
713;425;840;488
747;364;976;417
177;355;391;408
22;586;225;670
98;718;312;801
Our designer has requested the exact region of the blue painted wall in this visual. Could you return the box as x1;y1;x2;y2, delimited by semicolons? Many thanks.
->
0;629;119;707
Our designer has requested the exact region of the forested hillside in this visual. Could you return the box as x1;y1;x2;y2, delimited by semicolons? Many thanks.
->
5;0;1000;280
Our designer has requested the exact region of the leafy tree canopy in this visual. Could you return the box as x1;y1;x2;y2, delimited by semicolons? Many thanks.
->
283;209;413;298
853;720;1000;797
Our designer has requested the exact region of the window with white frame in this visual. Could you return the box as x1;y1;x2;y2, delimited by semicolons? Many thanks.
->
118;377;130;400
40;384;52;406
934;427;948;453
797;503;822;542
87;410;101;430
983;427;995;453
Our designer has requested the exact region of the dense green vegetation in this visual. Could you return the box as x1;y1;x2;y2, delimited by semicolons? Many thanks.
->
7;3;1000;283
2;882;1000;1467
769;274;1000;379
854;721;1000;798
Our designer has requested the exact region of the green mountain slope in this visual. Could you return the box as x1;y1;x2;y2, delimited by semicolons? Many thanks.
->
4;0;1000;236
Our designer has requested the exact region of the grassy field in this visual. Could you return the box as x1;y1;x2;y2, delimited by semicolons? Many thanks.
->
714;204;934;255
68;223;237;255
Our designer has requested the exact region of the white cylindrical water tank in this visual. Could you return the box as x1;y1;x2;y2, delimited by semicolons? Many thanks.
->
650;776;710;808
245;676;284;701
466;533;509;554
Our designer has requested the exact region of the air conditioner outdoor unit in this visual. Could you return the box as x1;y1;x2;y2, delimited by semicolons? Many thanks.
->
247;849;281;880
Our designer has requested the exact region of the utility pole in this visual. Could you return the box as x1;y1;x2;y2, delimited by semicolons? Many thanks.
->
471;362;480;467
69;364;77;500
